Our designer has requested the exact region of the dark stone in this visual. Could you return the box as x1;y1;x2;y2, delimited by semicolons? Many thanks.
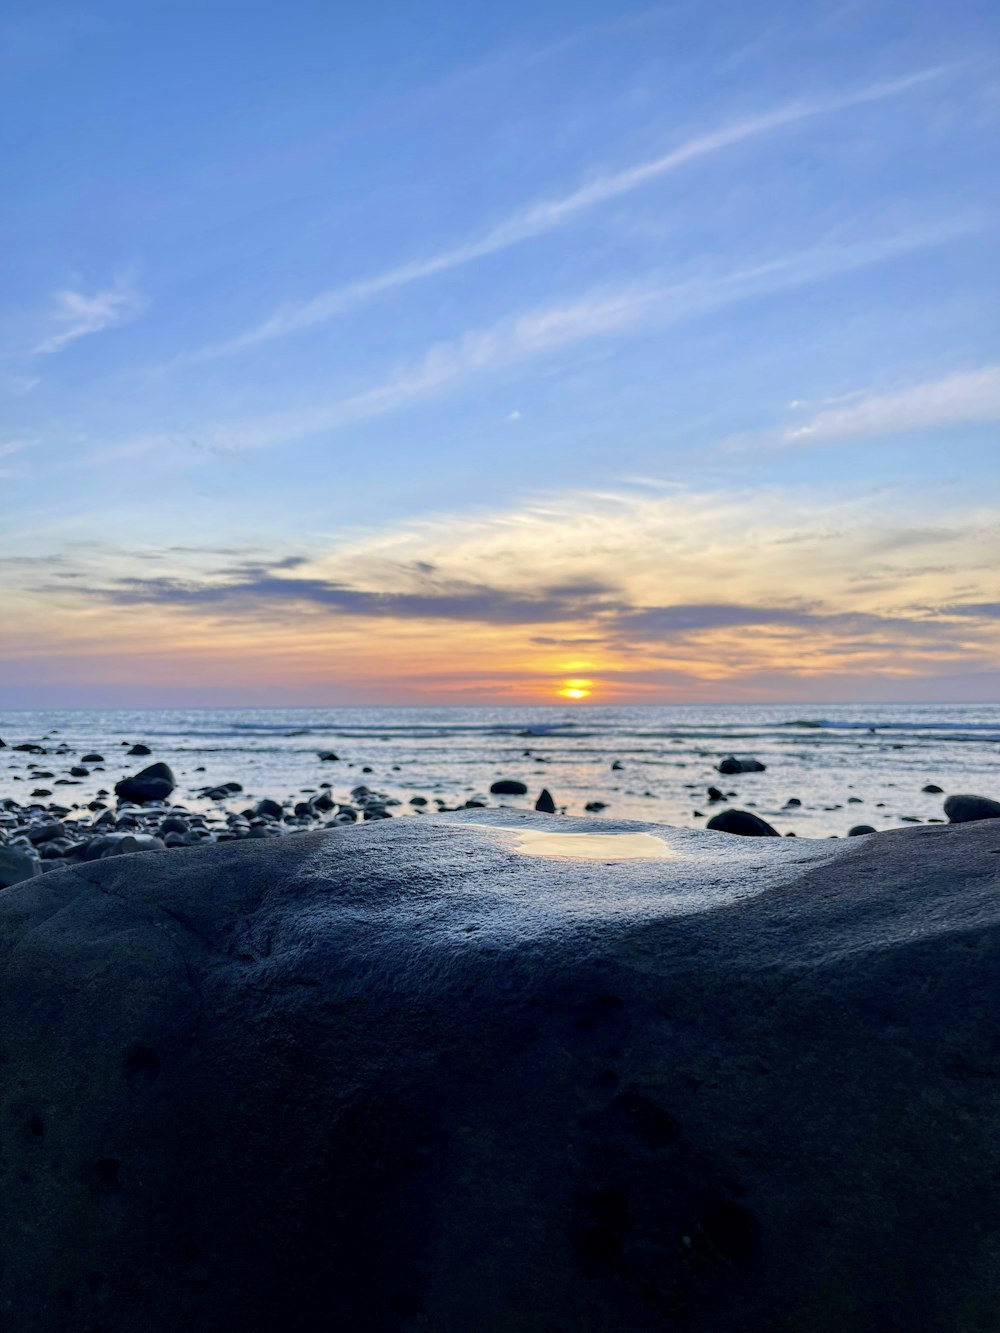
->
81;753;105;763
70;766;89;777
254;799;284;821
922;784;944;794
705;809;779;837
490;780;528;795
707;787;725;802
128;744;152;756
1;814;998;1332
944;795;1000;823
12;743;46;754
534;789;556;814
783;797;801;807
611;760;623;770
0;846;39;887
24;821;65;845
114;763;176;805
848;825;877;837
717;756;768;775
318;752;340;762
584;801;607;813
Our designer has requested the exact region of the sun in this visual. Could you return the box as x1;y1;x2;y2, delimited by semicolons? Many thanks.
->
557;678;592;700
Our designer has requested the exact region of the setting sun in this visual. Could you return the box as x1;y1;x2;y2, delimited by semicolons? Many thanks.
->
557;679;592;700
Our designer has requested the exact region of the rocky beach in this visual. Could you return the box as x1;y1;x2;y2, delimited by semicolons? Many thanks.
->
1;704;998;886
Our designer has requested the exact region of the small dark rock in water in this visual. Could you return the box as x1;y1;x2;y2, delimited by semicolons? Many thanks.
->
12;743;46;754
70;766;89;777
717;756;766;774
707;786;725;802
847;796;863;804
706;809;779;837
81;753;104;763
409;796;428;807
534;789;556;813
254;798;284;820
318;752;340;761
922;784;944;794
114;763;176;805
848;825;877;836
584;801;607;812
30;789;52;799
944;794;1000;823
783;797;801;807
611;760;624;770
0;847;39;887
128;743;152;756
490;779;528;795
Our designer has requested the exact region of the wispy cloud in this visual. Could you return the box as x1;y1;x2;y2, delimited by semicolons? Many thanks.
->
33;271;143;354
95;221;967;465
188;66;950;361
784;364;1000;442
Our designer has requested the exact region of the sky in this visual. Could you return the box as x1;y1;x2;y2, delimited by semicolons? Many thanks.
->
1;0;998;707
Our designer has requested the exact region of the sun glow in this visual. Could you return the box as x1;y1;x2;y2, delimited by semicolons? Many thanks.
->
557;678;592;700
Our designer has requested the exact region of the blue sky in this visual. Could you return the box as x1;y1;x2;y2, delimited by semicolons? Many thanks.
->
1;0;998;705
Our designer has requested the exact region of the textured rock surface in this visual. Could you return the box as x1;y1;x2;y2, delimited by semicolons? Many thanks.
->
1;812;998;1332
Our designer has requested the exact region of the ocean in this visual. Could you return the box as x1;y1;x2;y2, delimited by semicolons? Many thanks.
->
1;703;997;837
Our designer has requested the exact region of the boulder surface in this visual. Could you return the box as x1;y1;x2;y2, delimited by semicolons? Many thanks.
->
1;812;998;1333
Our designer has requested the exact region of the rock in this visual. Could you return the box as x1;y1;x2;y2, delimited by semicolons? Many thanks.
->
848;825;877;836
128;743;152;756
12;743;46;754
115;763;177;805
717;756;766;775
69;766;89;777
783;797;801;808
24;821;65;845
611;760;624;770
81;753;105;763
0;846;39;888
944;794;1000;823
534;789;556;814
159;816;190;836
707;787;725;802
30;789;52;799
584;801;607;813
490;780;528;795
922;784;944;794
0;815;998;1332
318;752;340;761
409;796;428;807
254;798;284;821
705;809;779;837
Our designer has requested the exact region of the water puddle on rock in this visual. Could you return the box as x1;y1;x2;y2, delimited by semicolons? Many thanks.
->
467;826;676;861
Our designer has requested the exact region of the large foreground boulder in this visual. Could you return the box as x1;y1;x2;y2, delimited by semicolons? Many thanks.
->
1;813;998;1332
